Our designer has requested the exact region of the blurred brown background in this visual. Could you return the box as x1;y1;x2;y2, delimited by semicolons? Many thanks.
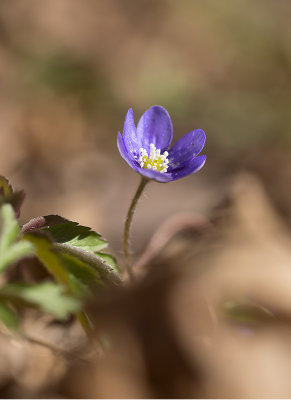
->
1;1;291;398
1;0;290;256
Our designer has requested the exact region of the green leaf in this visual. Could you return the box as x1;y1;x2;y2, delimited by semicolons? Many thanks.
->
96;252;119;273
44;221;108;253
61;253;104;296
0;301;19;331
25;220;122;291
21;215;68;234
0;282;80;319
23;232;73;288
42;219;122;284
23;232;111;296
0;203;19;249
0;204;34;272
53;243;122;285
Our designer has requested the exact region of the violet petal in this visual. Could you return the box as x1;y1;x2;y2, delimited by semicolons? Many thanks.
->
169;155;206;181
123;108;140;157
135;166;173;183
117;132;138;170
168;129;205;169
137;105;173;153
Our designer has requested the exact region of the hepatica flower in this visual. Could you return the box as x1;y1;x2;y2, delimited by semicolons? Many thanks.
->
118;105;206;280
117;105;206;183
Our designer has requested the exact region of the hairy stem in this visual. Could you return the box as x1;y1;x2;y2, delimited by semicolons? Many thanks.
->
123;177;148;280
53;242;122;285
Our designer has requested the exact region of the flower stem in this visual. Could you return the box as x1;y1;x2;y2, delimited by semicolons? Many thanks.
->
123;176;148;280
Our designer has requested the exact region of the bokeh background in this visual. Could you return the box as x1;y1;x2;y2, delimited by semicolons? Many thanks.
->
1;0;290;253
1;0;291;398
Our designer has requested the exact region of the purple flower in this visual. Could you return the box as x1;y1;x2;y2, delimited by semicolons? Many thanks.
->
117;105;206;183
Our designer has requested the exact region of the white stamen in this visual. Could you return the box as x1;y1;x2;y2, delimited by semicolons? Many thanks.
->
138;142;170;173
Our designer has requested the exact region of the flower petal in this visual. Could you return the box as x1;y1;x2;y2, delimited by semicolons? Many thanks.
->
123;108;140;156
118;131;172;181
168;129;206;169
135;166;173;183
117;132;138;170
137;105;173;152
169;155;206;181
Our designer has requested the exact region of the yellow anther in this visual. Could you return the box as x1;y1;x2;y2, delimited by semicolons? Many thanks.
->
138;144;169;173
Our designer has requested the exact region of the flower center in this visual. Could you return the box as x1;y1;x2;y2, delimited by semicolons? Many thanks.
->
138;143;169;173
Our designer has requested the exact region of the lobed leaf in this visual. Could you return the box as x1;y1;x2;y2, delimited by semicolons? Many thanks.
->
53;243;122;285
61;253;104;296
23;232;115;296
96;252;119;273
0;203;19;250
24;232;73;288
24;218;122;290
41;218;121;284
21;215;68;234
0;282;80;319
0;204;34;272
44;221;108;253
0;301;19;331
